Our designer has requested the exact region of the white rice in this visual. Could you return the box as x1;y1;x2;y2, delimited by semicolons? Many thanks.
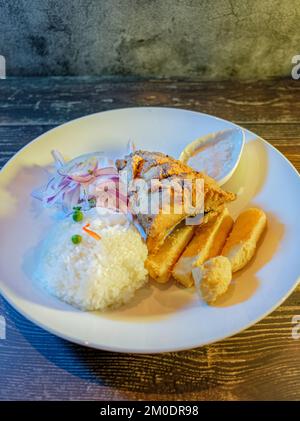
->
35;209;148;310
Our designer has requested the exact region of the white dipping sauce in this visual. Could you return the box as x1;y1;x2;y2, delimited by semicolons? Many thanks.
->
180;128;245;185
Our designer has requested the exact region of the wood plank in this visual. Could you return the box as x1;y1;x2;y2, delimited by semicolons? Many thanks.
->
0;125;55;168
1;291;300;400
1;78;300;125
243;123;300;139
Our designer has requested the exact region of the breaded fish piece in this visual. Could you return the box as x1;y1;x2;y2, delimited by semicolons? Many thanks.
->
222;207;267;272
145;223;195;283
145;211;188;254
116;150;236;253
192;256;232;304
172;207;234;287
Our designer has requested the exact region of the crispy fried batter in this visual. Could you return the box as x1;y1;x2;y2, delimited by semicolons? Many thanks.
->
146;223;195;283
172;208;234;287
116;150;236;252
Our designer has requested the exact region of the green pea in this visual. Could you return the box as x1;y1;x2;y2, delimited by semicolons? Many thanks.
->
73;210;83;222
88;197;96;208
71;234;82;245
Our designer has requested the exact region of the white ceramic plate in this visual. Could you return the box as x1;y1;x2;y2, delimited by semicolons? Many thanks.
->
1;107;300;353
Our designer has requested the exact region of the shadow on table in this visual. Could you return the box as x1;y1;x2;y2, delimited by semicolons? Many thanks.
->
3;296;214;395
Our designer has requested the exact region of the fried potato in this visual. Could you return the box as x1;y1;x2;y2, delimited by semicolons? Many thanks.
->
145;223;195;283
172;208;233;287
222;207;267;272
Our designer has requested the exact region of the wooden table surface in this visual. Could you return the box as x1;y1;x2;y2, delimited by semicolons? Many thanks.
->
0;77;300;401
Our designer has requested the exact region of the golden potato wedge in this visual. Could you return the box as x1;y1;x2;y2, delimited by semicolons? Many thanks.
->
222;207;267;272
145;223;195;283
172;207;233;287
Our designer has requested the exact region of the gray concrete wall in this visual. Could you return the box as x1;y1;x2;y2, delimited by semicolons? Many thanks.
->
0;0;298;79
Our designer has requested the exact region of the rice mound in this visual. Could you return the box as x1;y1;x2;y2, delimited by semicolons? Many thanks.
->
36;212;148;310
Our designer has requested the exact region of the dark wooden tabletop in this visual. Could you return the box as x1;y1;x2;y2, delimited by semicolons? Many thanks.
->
0;77;300;401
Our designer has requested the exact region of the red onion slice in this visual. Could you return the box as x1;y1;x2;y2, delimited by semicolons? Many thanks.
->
32;150;124;213
51;150;65;169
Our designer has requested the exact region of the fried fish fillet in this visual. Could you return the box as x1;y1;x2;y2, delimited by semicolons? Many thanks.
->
145;223;195;283
193;256;232;304
172;207;234;287
116;150;235;253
